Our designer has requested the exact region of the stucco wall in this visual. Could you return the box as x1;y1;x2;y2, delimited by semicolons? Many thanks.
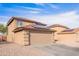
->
51;27;67;33
56;33;78;47
76;32;79;42
50;27;79;47
7;19;34;43
51;27;68;43
14;30;29;45
23;21;33;26
13;30;53;46
7;19;17;42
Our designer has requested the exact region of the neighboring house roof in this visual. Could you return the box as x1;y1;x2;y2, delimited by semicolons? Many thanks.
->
74;28;79;32
48;24;69;29
58;28;79;34
7;17;46;26
13;25;56;33
62;29;74;32
58;29;76;34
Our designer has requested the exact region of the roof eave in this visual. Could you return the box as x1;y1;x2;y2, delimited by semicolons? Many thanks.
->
7;17;46;26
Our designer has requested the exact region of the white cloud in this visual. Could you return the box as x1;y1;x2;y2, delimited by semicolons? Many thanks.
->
34;3;46;7
2;4;60;17
15;6;43;11
5;6;42;14
1;7;79;29
0;16;10;25
35;3;59;9
30;10;79;28
47;4;59;9
29;10;41;13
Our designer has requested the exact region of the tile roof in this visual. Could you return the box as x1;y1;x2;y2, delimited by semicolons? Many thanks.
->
7;17;46;26
62;29;74;32
13;25;56;33
48;24;69;29
58;29;76;34
73;28;79;32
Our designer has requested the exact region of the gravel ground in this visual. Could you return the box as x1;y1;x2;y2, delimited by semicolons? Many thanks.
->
0;43;79;56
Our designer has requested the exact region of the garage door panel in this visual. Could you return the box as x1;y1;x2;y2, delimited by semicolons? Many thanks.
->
30;31;52;45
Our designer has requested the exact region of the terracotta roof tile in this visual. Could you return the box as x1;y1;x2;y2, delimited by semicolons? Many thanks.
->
58;29;76;34
60;28;79;33
13;25;56;33
48;24;69;29
62;29;74;32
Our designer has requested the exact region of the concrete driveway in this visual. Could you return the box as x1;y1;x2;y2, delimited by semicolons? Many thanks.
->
34;44;79;56
0;43;79;56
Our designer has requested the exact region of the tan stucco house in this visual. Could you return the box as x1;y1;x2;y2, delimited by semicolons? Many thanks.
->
48;24;69;43
57;28;79;47
7;17;79;47
49;24;79;47
7;17;55;46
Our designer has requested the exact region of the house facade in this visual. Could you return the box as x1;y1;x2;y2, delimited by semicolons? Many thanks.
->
49;24;79;47
7;17;55;46
48;24;69;43
57;28;79;47
7;17;79;47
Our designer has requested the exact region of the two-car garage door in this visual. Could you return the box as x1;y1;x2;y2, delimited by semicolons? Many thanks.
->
30;31;52;46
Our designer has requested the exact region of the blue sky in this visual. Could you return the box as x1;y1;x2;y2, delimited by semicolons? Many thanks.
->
0;3;79;28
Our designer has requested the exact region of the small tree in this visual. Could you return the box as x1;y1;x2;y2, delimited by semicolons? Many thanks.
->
0;24;7;35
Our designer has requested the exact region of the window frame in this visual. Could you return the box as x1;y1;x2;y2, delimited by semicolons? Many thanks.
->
17;20;23;27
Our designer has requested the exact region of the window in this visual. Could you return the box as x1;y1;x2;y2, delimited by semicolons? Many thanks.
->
17;20;23;27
